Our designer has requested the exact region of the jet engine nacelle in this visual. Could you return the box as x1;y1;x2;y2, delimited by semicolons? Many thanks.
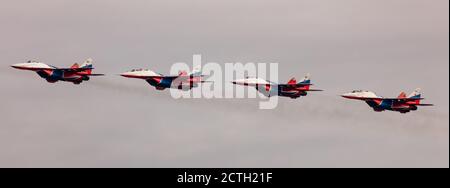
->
46;78;57;83
156;87;166;90
82;76;90;81
373;108;384;112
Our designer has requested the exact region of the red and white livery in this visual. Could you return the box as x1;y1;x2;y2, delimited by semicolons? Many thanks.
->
232;73;323;99
11;58;104;85
341;88;433;113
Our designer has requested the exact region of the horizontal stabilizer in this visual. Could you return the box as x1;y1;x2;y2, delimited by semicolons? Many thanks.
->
380;97;425;101
308;89;323;91
416;104;434;106
295;83;313;86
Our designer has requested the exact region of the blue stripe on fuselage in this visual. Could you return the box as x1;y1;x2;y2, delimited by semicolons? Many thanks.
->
147;77;174;88
50;70;63;80
379;99;393;110
36;69;63;80
159;77;173;88
366;99;393;110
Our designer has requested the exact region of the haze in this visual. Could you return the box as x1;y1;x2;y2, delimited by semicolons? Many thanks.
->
0;0;448;167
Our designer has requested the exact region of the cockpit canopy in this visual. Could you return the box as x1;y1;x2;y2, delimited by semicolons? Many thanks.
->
130;68;149;72
27;60;38;63
351;90;365;93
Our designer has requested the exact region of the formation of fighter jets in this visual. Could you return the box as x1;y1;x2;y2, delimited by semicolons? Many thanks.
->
11;58;433;113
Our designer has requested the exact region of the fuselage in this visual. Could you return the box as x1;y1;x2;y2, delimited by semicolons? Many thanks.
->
121;69;203;90
341;90;419;113
12;61;91;84
254;85;309;98
232;78;310;98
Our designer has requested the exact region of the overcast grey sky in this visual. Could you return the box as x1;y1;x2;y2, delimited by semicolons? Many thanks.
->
0;0;448;167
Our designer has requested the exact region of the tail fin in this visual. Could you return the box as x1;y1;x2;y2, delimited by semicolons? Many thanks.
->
189;65;202;76
80;58;93;69
178;70;188;76
298;73;311;84
406;88;426;105
397;92;407;99
408;88;421;99
71;63;79;69
78;58;93;74
287;77;297;85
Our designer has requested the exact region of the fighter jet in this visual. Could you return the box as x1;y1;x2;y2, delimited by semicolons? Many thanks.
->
120;66;209;91
11;58;104;85
231;74;323;99
341;88;433;113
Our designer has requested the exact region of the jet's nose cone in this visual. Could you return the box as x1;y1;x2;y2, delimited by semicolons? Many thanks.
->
341;94;350;99
120;72;134;78
231;80;244;85
11;63;25;69
341;92;359;99
231;79;247;85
